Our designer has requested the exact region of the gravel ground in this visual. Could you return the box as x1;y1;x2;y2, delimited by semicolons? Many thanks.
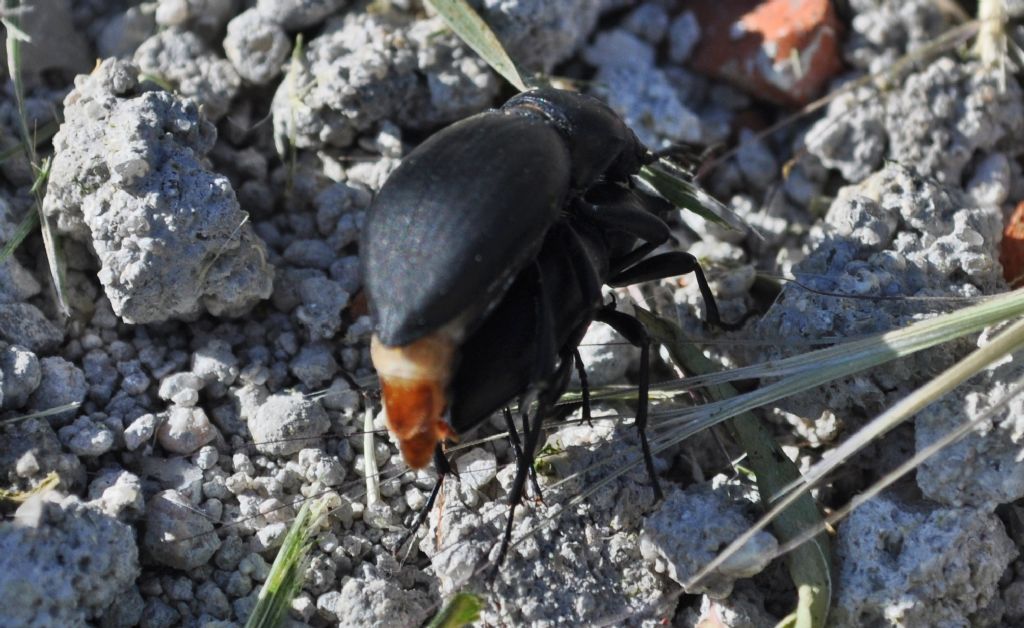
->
2;1;1024;626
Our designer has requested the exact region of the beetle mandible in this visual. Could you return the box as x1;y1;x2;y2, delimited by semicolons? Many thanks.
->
362;87;730;564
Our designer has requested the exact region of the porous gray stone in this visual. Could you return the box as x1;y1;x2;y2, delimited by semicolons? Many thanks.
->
640;482;777;598
807;58;1024;184
916;356;1024;508
585;30;703;148
256;0;347;30
0;418;86;490
844;0;950;73
756;163;1004;442
294;276;350;340
134;28;241;121
58;415;116;457
0;304;63;353
158;372;204;407
157;406;218;455
0;344;41;410
27;356;87;425
96;4;156;58
316;555;436;628
0;492;140;626
831;493;1015;627
271;10;497;150
87;468;145;521
44;58;273;324
289;343;339;388
424;422;675;624
143;489;221;570
223;9;290;85
155;0;235;39
249;392;330;455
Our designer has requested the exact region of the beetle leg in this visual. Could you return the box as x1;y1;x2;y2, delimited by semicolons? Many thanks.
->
593;307;663;503
503;408;543;502
395;444;452;563
608;251;746;330
572;348;593;428
491;352;573;578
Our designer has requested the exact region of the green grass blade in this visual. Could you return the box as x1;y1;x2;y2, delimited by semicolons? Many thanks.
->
638;160;744;231
425;0;527;91
636;307;832;628
246;498;328;628
3;2;68;316
425;592;483;628
0;205;38;263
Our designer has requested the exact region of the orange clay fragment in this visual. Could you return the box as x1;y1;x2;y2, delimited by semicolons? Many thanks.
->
1002;201;1024;288
370;333;458;468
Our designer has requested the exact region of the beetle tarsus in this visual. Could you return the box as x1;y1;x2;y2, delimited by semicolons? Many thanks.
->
572;348;593;428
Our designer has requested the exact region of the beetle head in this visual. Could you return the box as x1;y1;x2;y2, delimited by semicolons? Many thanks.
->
503;88;652;190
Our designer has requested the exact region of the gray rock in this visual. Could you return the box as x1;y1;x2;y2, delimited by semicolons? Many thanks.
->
844;0;950;73
623;3;669;44
154;0;235;40
58;415;115;457
0;201;43;304
0;304;63;353
224;9;291;85
249;392;330;455
454;446;496;488
807;59;1024;184
192;339;239;389
15;0;92;77
134;28;241;121
586;31;703;148
679;581;780;628
756;163;1004;441
966;152;1011;208
44;59;273;324
475;0;618;73
803;84;887;182
158;372;204;407
667;11;700;64
271;10;497;150
140;598;179;628
117;359;151;395
96;4;156;59
316;555;435;627
574;320;641;387
831;493;1015;627
916;356;1024;508
99;585;145;628
256;0;347;30
83;350;119;405
157;406;218;455
294;276;349;340
139;456;204;499
124;412;159;451
27;356;87;425
0;344;41;410
289;343;339;388
283;238;335;269
0;492;140;626
87;468;145;521
297;447;346;486
143;489;221;570
424;422;674;624
0;418;86;490
640;482;777;598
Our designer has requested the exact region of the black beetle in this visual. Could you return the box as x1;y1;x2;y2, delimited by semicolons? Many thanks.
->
362;87;730;564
